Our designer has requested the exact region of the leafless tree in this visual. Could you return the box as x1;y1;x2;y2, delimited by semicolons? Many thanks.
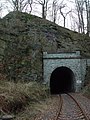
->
52;0;58;23
35;0;50;19
75;0;85;33
0;2;3;18
85;0;90;36
25;0;33;13
75;0;90;35
6;0;33;13
59;3;71;27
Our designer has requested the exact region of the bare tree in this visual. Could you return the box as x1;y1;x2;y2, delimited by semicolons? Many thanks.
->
35;0;50;19
52;0;58;23
85;0;90;36
0;2;3;18
6;0;33;13
25;0;33;13
75;0;85;33
75;0;90;35
59;3;71;27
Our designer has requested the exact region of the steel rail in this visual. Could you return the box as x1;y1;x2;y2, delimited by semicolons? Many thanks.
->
35;93;89;120
67;93;89;120
55;94;63;120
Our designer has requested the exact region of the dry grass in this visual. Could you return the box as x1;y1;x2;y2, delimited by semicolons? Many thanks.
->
0;80;49;118
14;97;52;120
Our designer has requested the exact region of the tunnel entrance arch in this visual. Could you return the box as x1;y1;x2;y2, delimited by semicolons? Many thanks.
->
43;51;87;92
50;66;75;94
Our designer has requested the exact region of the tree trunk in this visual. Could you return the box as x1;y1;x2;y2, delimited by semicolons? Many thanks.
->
64;17;65;27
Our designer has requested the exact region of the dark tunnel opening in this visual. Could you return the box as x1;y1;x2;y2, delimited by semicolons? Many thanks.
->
50;66;75;94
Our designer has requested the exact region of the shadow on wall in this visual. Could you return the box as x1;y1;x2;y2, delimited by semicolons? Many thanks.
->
50;66;75;94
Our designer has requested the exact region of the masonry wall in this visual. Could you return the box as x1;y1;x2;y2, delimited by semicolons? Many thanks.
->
43;52;88;92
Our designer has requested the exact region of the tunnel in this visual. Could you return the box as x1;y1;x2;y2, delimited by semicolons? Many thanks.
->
50;66;75;94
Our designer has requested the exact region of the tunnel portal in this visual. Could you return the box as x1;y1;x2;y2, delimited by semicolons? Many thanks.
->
43;51;88;92
50;67;75;94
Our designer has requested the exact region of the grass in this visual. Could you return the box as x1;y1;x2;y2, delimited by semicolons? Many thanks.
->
14;97;52;120
0;80;49;119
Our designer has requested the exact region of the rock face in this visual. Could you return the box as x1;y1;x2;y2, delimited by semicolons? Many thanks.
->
0;11;90;81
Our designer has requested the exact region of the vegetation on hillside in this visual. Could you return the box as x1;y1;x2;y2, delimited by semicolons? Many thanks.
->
0;11;90;82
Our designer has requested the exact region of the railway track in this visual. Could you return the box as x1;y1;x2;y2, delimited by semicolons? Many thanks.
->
35;93;90;120
56;93;89;120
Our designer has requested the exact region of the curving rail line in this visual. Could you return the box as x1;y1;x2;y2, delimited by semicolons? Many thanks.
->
55;94;63;120
35;93;89;120
55;93;89;120
67;93;89;120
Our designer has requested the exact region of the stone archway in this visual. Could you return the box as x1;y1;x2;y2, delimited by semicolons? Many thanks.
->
43;51;87;92
50;66;75;94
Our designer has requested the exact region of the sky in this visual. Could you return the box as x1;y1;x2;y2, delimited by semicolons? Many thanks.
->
0;0;79;31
